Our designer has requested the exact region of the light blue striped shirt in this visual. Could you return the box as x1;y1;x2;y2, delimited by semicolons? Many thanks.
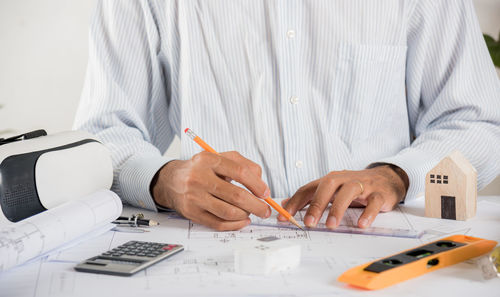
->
74;0;500;211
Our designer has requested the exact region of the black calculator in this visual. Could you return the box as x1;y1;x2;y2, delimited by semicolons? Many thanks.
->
74;240;184;276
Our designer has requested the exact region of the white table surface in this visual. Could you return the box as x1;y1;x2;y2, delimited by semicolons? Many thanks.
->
1;196;499;297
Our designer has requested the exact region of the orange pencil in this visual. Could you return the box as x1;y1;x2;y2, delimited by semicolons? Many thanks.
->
184;128;303;230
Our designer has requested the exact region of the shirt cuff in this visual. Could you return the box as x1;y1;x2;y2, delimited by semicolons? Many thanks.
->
118;154;173;211
373;148;442;202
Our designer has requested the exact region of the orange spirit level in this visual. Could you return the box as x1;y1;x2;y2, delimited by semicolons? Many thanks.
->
338;235;497;290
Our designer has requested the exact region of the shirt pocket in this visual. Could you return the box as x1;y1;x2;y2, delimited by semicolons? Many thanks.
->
328;43;407;148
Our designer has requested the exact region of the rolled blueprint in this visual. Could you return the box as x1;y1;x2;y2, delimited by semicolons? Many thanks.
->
0;190;122;272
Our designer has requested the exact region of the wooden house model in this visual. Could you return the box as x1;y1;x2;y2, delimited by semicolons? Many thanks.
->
425;151;477;221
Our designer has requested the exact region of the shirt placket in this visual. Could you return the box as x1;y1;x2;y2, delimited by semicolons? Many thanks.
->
277;0;305;195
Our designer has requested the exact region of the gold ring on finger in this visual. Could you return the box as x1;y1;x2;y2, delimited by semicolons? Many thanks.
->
355;180;364;195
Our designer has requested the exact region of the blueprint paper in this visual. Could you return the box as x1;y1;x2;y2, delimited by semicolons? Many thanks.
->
0;190;122;272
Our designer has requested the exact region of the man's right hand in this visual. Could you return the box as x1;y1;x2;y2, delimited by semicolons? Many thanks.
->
151;151;271;231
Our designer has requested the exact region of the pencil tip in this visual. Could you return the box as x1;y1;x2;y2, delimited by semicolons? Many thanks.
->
289;217;303;230
184;128;189;133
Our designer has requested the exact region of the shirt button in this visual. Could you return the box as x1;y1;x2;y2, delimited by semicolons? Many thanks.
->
286;29;296;39
295;160;303;168
290;96;299;104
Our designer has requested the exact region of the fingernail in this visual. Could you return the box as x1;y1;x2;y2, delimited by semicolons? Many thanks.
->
304;215;316;227
265;208;271;218
263;188;271;197
326;216;337;229
359;218;369;228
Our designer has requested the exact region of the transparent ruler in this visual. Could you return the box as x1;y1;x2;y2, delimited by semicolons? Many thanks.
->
251;221;423;239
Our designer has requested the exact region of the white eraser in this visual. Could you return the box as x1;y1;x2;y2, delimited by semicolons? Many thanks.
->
234;236;301;275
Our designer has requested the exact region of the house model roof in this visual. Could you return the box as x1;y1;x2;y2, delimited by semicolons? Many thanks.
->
429;150;477;176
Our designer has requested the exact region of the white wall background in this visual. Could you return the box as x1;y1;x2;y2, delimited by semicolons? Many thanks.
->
1;0;499;194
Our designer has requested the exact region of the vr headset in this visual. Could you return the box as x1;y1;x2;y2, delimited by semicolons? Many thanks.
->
0;130;113;224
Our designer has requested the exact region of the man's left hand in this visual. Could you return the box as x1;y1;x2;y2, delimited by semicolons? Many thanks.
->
278;165;409;229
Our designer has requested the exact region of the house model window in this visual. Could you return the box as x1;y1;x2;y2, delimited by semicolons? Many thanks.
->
430;175;448;184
